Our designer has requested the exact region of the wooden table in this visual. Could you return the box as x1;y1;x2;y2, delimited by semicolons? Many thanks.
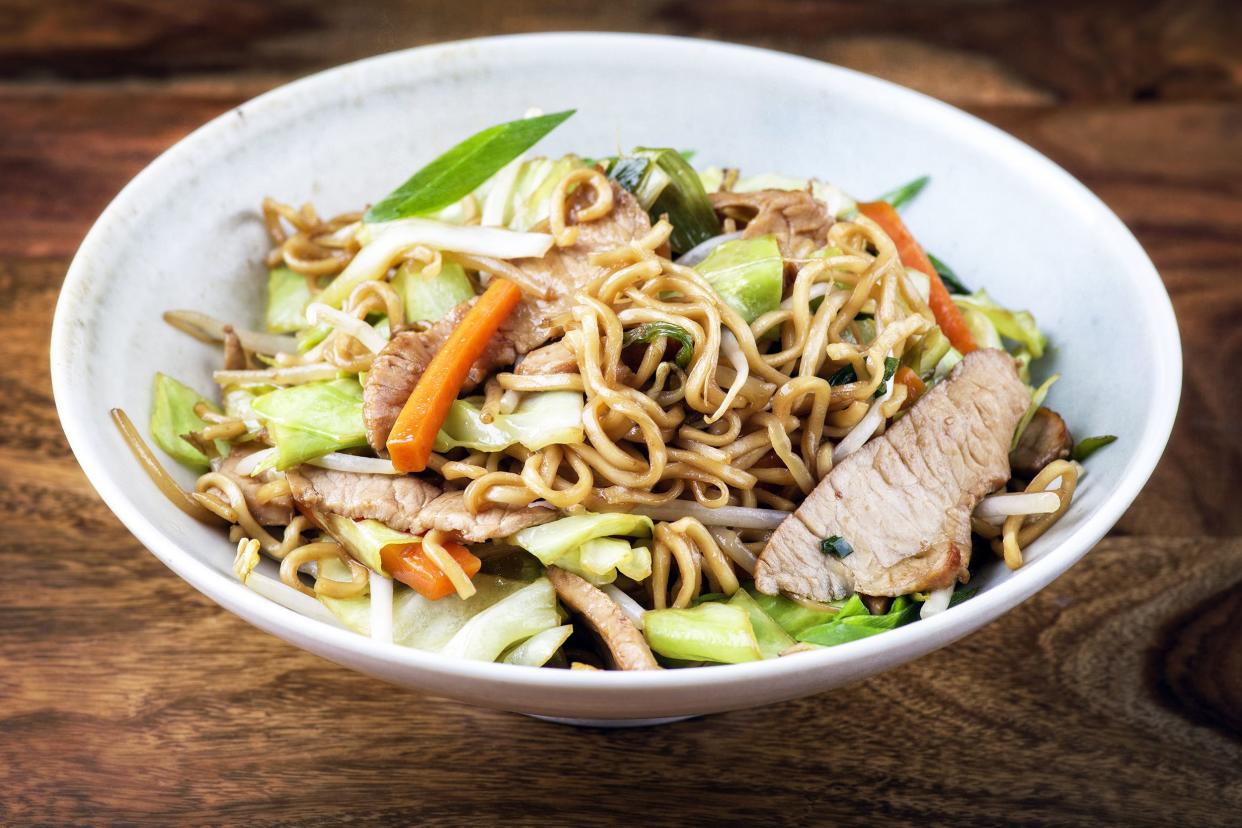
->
3;2;1240;824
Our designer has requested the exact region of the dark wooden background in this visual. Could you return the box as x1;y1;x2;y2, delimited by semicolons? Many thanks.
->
3;1;1240;824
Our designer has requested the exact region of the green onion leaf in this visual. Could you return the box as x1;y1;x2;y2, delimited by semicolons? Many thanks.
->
607;156;650;194
609;147;721;254
948;586;979;608
827;364;859;386
365;110;575;223
874;356;901;398
622;322;695;369
820;535;854;559
927;253;971;295
879;175;930;210
1072;434;1117;462
828;356;899;397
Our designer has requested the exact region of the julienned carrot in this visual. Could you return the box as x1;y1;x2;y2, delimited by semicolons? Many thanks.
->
857;201;976;354
387;278;523;472
894;365;926;408
380;541;481;601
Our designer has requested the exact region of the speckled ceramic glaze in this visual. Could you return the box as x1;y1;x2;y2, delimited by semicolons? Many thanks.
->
52;34;1180;723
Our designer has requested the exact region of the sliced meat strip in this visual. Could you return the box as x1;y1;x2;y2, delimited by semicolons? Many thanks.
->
285;465;440;527
285;466;554;543
546;566;661;671
408;492;555;543
1010;406;1072;479
755;349;1030;601
514;340;579;376
710;189;832;260
363;184;650;450
214;445;294;526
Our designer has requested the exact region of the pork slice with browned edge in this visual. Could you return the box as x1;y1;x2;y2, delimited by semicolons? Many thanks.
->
755;349;1030;601
546;566;661;671
285;466;554;543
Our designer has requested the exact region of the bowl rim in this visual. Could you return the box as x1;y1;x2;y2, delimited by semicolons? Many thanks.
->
51;32;1182;695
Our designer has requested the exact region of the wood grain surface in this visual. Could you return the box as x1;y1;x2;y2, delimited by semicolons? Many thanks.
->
2;1;1240;824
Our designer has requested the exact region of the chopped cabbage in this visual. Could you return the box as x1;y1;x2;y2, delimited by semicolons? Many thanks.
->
149;373;222;471
553;538;653;586
744;586;841;638
953;289;1047;359
266;267;315;333
796;595;921;646
695;236;783;323
390;259;475;323
513;512;654;567
507;155;587;231
727;589;794;659
1012;373;1060;450
433;391;584;453
322;515;417;574
440;577;561;661
643;602;762;664
903;326;953;380
320;574;528;651
251;378;367;470
501;624;574;667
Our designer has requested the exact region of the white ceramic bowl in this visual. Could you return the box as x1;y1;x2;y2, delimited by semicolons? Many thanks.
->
52;33;1180;724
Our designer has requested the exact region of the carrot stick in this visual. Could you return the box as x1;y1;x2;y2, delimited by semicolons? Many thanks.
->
386;278;523;472
894;365;926;409
380;541;480;601
857;201;976;354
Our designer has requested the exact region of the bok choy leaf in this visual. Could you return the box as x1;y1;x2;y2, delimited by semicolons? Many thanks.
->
365;110;575;223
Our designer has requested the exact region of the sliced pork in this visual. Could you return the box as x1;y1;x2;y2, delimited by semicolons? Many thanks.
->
710;189;832;260
363;184;650;450
546;566;661;671
285;466;554;543
514;340;579;376
755;349;1030;601
1010;406;1072;479
213;446;294;526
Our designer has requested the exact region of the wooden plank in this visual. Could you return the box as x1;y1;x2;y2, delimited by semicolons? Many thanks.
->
0;535;1238;825
1;1;1239;102
3;4;1240;823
